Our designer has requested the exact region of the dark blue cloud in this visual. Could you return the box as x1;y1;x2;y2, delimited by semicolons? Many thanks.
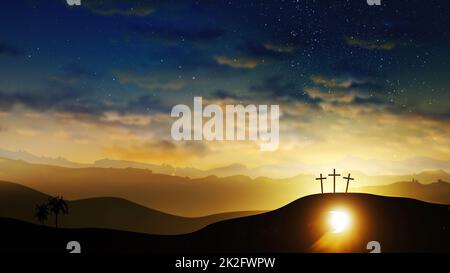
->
129;24;224;44
250;75;322;104
210;89;239;100
64;64;99;79
0;79;96;113
0;41;23;56
332;60;384;79
0;89;78;112
82;0;167;16
127;95;171;114
238;41;293;61
351;96;386;106
0;83;168;116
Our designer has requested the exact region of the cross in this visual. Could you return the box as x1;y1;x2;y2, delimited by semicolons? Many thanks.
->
315;173;327;194
328;168;341;193
343;173;354;193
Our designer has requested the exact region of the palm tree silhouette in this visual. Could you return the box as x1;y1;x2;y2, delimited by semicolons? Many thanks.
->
35;203;49;225
48;196;68;228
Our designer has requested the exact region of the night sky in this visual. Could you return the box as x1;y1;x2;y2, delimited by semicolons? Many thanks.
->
1;0;450;173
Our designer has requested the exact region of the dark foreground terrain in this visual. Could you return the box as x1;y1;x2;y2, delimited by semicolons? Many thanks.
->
0;193;448;253
0;180;261;235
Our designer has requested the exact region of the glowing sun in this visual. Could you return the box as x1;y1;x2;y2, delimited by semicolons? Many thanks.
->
329;210;351;233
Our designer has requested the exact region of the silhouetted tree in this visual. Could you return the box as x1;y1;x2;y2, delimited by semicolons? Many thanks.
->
48;196;68;228
35;203;49;225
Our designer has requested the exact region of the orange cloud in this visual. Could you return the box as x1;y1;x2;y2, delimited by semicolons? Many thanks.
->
214;55;260;69
101;112;152;126
311;75;353;88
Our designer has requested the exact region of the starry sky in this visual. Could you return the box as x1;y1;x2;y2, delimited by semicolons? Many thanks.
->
0;0;450;171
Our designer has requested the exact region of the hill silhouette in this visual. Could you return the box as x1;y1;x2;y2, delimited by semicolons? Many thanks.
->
0;158;313;215
0;193;448;253
355;180;450;205
0;181;260;235
1;158;450;215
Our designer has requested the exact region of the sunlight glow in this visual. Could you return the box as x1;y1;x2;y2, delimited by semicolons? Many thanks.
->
329;210;351;233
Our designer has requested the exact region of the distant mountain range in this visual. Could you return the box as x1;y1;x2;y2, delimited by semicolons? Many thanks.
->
0;157;448;216
0;181;260;235
0;148;88;168
1;148;450;178
355;180;450;205
0;148;249;178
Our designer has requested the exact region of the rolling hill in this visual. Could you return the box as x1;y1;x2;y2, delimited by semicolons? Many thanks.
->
0;181;261;235
0;193;448;253
1;157;449;216
0;158;314;215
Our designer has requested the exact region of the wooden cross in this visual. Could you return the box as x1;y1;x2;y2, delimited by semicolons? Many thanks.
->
343;173;354;193
315;173;327;194
328;168;341;193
